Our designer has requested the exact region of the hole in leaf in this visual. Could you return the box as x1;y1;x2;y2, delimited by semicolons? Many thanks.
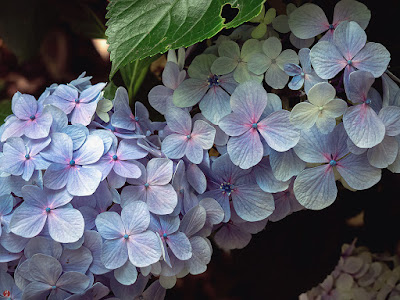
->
221;4;239;23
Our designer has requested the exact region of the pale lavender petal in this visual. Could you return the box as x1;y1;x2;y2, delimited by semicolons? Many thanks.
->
310;41;346;79
73;135;104;165
114;260;138;285
43;163;70;190
253;157;289;193
1;117;26;142
146;185;177;215
60;247;93;273
161;134;188;160
258;110;300;152
214;223;251;250
66;166;102;196
41;133;73;164
122;201;150;235
227;129;263;169
146;158;173;186
179;205;206;237
379;106;400;136
165;107;191;135
120;185;146;207
117;139;148;160
29;253;62;284
186;236;211;275
113;160;141;179
62;124;88;150
10;204;46;238
0;231;29;253
166;232;192;261
343;104;385;148
288;4;329;39
345;70;374;104
186;164;207;194
95;211;125;240
352;43;391;77
148;85;174;115
333;21;366;60
172;78;208;108
12;93;37;120
21;282;51;299
367;136;398;168
23;112;52;140
101;238;128;269
79;82;106;102
47;208;84;243
218;113;250;137
199;86;231;125
56;271;90;293
185;140;204;164
337;153;381;190
333;0;371;29
294;165;337;210
127;231;161;267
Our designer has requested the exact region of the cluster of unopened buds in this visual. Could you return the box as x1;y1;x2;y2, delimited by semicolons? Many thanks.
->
0;0;398;298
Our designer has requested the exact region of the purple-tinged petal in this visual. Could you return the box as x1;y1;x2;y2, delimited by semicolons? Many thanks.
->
43;163;70;190
146;185;177;215
231;185;274;221
161;134;188;160
199;86;231;125
52;84;78;102
230;81;267;123
0;231;29;253
179;205;206;237
111;109;136;131
165;107;191;136
367;136;398;168
186;236;211;275
127;231;161;267
0;244;22;263
288;4;329;39
101;238;128;269
337;153;381;190
79;82;106;102
227;129;263;169
0;194;13;215
24;236;62;259
146;158;173;185
162;62;185;90
10;204;47;238
310;41;346;79
218;113;250;137
258;110;300;152
23;112;52;140
333;21;366;61
345;70;374;104
95;211;125;240
333;0;371;29
117;139;148;160
73;135;104;165
351;43;391;77
12;93;38;120
29;253;62;284
284;63;302;76
47;207;84;243
41;132;73;164
93;155;114;180
114;260;138;285
185;140;204;164
120;185;146;207
62;124;88;151
66;166;102;196
113;160;141;179
186;164;207;194
343;104;385;148
294;165;337;210
60;247;93;273
379;106;400;136
122;201;150;235
46;187;73;208
1;117;26;142
288;75;304;90
253;157;289;193
166;232;192;261
56;271;90;293
148;85;174;115
214;223;251;250
173;78;208;108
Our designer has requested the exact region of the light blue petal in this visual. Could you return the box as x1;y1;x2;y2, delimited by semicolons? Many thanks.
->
253;157;289;193
227;129;263;169
122;201;150;235
60;246;93;273
114;260;138;285
101;238;128;269
333;21;366;60
310;41;346;79
166;232;192;261
47;207;84;243
127;231;161;267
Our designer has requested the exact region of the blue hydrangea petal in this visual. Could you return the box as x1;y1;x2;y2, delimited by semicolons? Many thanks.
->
10;203;47;238
95;211;125;240
186;236;211;275
70;101;97;126
101;238;129;270
352;43;391;78
284;63;302;76
185;141;204;164
114;260;138;285
0;244;22;263
161;134;188;160
333;0;371;30
47;208;84;243
1;117;26;142
186;164;207;194
22;282;51;299
146;158;173;186
310;41;346;79
79;82;106;103
24;236;62;259
93;155;114;180
293;164;337;210
0;231;29;253
148;85;174;115
227;129;263;169
165;107;191;136
122;201;150;235
345;70;374;104
66;166;102;196
258;110;300;152
218;113;250;137
120;185;146;207
60;247;93;274
83;230;110;275
117;139;148;160
379;106;400;136
127;231;161;267
53;84;78;102
298;48;312;73
290;34;314;50
337;152;381;190
162;62;185;90
179;205;206;237
231;184;274;222
367;136;398;168
41;132;73;164
253;157;290;193
111;109;136;131
166;232;192;261
72;135;104;165
288;75;304;90
146;185;177;215
56;271;90;293
213;223;251;250
23;112;53;140
173;78;208;108
293;126;330;163
199;86;231;125
315;115;336;134
0;194;13;215
333;21;366;61
29;253;62;284
288;3;329;39
343;104;385;148
12;93;38;120
113;160;141;179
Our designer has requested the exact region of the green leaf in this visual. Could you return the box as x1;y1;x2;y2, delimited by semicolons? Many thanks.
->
0;100;12;125
120;54;161;101
106;0;266;78
103;81;119;100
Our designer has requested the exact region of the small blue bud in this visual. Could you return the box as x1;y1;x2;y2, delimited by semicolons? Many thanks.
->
347;60;352;65
25;154;30;160
329;160;337;166
75;99;80;104
112;155;118;161
124;234;129;239
69;160;76;166
29;115;36;121
135;116;140;121
52;285;57;290
329;24;334;30
46;207;51;213
365;99;371;105
163;233;168;238
251;123;258;129
144;183;150;188
186;134;191;139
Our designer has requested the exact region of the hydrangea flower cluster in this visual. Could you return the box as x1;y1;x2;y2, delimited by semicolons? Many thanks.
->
0;0;398;298
300;241;400;300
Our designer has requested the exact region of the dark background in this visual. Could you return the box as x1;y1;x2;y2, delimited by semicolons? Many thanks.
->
0;0;399;299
